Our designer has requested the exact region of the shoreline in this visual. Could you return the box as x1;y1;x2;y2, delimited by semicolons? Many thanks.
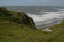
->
36;20;63;30
37;25;54;30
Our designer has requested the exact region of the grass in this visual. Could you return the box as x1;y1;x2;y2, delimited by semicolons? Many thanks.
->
0;7;64;42
0;21;64;42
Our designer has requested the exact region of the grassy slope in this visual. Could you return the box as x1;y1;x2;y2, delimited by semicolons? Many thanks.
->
0;21;64;42
0;7;64;42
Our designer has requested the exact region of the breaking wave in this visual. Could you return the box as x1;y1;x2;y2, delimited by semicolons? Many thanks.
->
27;9;64;28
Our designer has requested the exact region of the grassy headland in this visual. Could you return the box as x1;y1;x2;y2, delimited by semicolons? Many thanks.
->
0;7;64;42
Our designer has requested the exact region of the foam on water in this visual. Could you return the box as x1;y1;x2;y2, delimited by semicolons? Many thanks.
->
7;8;9;9
27;12;63;22
6;6;64;28
12;8;14;9
27;9;64;28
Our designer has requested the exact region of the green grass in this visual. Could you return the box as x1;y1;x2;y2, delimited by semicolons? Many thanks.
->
0;21;64;42
0;7;36;29
0;7;64;42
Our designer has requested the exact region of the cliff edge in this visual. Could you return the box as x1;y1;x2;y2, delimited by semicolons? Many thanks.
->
0;7;36;29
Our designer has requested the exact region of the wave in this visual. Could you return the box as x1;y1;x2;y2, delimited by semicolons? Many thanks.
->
27;12;63;22
5;6;64;28
27;9;64;27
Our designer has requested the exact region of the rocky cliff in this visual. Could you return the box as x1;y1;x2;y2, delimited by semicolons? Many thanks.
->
0;7;36;29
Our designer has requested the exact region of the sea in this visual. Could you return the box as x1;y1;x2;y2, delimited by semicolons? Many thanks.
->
1;6;64;30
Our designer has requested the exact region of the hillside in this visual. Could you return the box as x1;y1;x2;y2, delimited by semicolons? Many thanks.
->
0;7;64;42
0;7;36;29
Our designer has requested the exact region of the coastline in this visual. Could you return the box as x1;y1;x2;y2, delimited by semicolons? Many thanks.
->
37;25;54;30
36;19;63;30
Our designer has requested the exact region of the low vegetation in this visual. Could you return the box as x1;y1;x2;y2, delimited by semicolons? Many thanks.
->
0;7;64;42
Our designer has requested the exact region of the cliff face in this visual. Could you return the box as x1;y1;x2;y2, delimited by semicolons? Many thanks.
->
0;7;36;29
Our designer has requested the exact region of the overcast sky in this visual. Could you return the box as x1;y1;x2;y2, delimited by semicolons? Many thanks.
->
0;0;64;6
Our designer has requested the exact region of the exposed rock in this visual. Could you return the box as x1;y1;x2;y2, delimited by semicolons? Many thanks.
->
42;29;52;32
19;24;24;28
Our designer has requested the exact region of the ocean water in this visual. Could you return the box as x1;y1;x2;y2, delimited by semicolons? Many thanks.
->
3;6;64;29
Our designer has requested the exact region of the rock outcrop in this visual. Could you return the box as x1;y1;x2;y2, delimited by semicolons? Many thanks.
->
0;7;36;29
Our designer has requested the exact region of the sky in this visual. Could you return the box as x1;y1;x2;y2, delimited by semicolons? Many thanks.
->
0;0;64;6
